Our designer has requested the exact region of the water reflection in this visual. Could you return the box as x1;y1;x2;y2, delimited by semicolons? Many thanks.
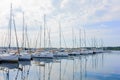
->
0;63;19;80
0;51;120;80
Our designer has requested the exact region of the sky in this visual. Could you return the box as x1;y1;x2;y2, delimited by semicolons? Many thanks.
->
0;0;120;48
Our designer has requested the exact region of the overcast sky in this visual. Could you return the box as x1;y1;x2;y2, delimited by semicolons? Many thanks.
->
0;0;120;48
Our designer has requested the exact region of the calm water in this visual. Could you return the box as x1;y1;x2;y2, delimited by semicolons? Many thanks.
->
0;51;120;80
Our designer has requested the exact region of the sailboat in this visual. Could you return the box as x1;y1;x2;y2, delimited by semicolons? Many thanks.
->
93;39;104;54
0;53;18;63
19;50;31;60
68;27;80;56
80;29;93;55
19;12;31;61
0;4;18;63
53;21;68;57
32;14;53;59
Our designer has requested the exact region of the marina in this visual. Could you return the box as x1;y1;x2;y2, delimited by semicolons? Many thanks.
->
0;0;120;80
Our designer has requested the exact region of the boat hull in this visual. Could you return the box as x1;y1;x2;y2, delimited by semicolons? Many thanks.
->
32;52;53;59
19;53;31;61
80;50;93;55
0;54;18;63
54;52;68;57
68;52;80;56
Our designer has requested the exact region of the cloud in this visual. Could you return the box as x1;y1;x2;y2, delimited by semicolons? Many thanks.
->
60;0;69;8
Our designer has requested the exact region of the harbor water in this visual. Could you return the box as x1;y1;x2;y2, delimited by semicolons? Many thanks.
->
0;51;120;80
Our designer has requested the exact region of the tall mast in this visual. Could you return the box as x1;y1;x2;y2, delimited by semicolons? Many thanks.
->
25;24;30;49
8;3;12;49
40;25;42;48
79;29;81;50
44;14;46;49
84;29;86;48
13;16;19;54
72;27;74;49
48;28;51;49
59;21;61;49
22;12;25;48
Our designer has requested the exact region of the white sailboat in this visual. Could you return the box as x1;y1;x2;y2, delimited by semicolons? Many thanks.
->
19;12;31;61
80;49;93;55
53;21;68;57
68;27;80;56
80;29;93;55
0;4;18;63
19;50;31;60
32;51;53;59
54;49;69;57
91;38;104;54
32;14;53;59
0;53;18;63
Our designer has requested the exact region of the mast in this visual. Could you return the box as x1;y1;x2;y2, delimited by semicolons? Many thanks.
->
40;25;42;48
22;12;25;48
34;30;39;49
8;3;12;50
72;27;74;50
100;39;103;49
59;21;61;49
25;24;30;50
79;29;81;51
44;14;46;49
48;28;51;49
93;37;96;49
84;29;86;48
13;16;19;54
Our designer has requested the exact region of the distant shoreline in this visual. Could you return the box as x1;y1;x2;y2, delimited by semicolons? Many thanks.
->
0;46;120;50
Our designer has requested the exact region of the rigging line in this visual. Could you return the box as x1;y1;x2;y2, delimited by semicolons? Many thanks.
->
45;22;51;49
72;27;74;49
39;25;42;48
83;25;87;48
34;24;42;49
3;31;7;49
25;25;30;50
43;14;46;49
9;3;12;49
32;33;37;49
75;34;78;48
22;12;25;48
48;29;52;49
61;31;67;48
13;16;20;54
34;31;39;49
45;24;51;49
8;3;12;51
59;21;61;49
79;29;81;50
